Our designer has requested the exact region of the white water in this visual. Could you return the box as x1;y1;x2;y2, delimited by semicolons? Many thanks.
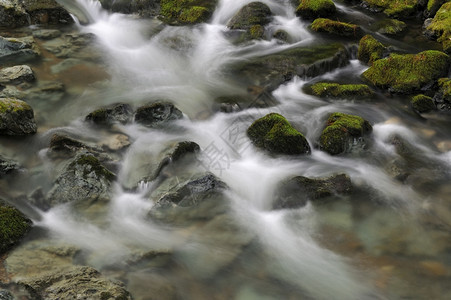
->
11;1;451;299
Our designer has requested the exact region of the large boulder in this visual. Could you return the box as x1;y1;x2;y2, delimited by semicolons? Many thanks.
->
310;18;362;38
425;2;451;53
0;204;32;254
134;102;183;128
46;152;116;207
295;0;336;20
247;113;311;155
159;0;217;25
0;98;37;135
357;34;387;65
19;266;131;300
0;65;35;85
319;112;372;155
305;82;374;99
273;174;352;209
362;50;450;94
85;103;133;126
0;36;40;65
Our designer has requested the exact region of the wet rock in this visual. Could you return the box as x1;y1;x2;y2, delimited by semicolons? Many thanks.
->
0;204;32;254
423;0;447;18
24;80;65;102
374;18;407;36
19;266;131;300
273;29;290;43
100;0;160;17
319;112;372;155
357;34;387;65
247;113;310;155
32;29;62;40
411;94;436;113
425;2;451;53
86;103;133;126
226;2;272;41
362;50;450;94
159;0;217;25
0;155;21;177
0;65;35;85
0;290;14;300
134;102;183;128
46;152;116;207
100;134;131;152
273;174;353;209
310;18;362;38
361;0;418;18
295;0;336;20
21;0;73;25
0;0;28;28
47;133;103;158
0;36;40;65
434;77;451;110
305;82;374;99
43;32;101;60
0;97;37;135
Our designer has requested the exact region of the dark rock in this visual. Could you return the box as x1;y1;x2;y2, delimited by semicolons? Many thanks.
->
0;155;21;177
273;29;290;42
434;77;451;110
21;0;73;25
100;0;160;17
0;97;37;135
423;0;447;18
247;113;311;155
0;204;32;254
47;133;102;158
159;0;217;25
46;152;116;207
227;2;272;30
0;36;40;65
295;0;336;20
411;94;436;113
0;0;28;28
273;174;353;209
134;102;183;128
86;103;133;126
19;266;132;300
319;112;372;155
0;65;35;85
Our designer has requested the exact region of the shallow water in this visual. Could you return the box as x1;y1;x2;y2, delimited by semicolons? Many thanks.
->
1;0;451;299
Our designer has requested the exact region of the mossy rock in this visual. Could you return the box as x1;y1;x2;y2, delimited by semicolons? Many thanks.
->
358;34;387;65
306;82;374;99
438;78;451;102
319;112;372;155
363;0;418;18
0;97;37;135
0;205;32;254
295;0;336;20
426;2;451;53
310;18;362;37
159;0;217;25
362;50;450;93
424;0;447;18
374;18;407;35
247;113;311;155
411;94;436;113
85;103;133;126
227;2;272;30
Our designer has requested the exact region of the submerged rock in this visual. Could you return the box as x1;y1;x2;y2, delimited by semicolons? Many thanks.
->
362;50;450;94
134;102;183;128
86;102;133;126
0;97;37;135
357;34;387;65
374;18;407;36
0;65;35;85
19;266;131;300
247;113;310;155
159;0;217;25
305;82;374;99
295;0;336;20
425;2;451;53
46;152;116;207
0;36;40;65
0;204;32;254
319;112;372;155
310;18;362;38
411;94;436;113
273;174;353;209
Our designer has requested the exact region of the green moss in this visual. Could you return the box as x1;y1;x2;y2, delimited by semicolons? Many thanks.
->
411;94;436;113
73;154;116;182
310;18;361;37
247;113;310;155
364;0;417;17
427;2;451;52
319;112;372;155
160;0;216;25
362;50;450;93
227;2;272;30
358;35;386;65
0;206;32;254
308;82;374;99
0;98;31;114
438;77;451;102
296;0;336;19
426;0;446;16
375;18;407;35
249;25;265;39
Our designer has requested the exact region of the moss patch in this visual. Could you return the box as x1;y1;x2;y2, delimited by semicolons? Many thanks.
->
0;98;32;113
0;205;32;254
364;0;417;17
375;18;407;35
319;112;372;155
358;35;387;65
362;50;450;93
310;18;361;37
307;82;374;99
438;77;451;103
159;0;217;25
411;94;436;113
247;113;311;155
427;2;451;53
296;0;336;19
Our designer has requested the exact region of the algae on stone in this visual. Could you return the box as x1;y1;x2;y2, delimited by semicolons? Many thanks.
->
363;0;418;18
247;113;311;155
159;0;217;25
307;82;374;99
358;34;387;65
295;0;336;20
0;205;32;254
411;94;436;113
362;50;450;93
0;97;37;135
310;18;362;37
374;18;407;35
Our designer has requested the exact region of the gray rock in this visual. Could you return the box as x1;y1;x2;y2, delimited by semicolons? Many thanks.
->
0;97;37;135
227;2;272;30
85;103;133;126
0;36;40;65
134;102;183;128
0;155;21;177
0;65;35;85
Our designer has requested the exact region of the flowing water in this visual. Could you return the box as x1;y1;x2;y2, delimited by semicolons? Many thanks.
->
1;0;451;299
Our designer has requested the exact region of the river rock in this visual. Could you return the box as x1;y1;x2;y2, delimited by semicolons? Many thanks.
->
0;97;37;135
295;0;336;20
21;0;72;25
19;266;131;300
0;0;28;28
360;0;418;18
0;36;40;65
159;0;217;25
310;18;362;38
0;204;32;254
0;290;14;300
43;32;101;60
305;82;374;99
86;102;133;126
226;2;272;41
357;34;387;65
411;94;436;113
100;0;160;17
134;102;183;128
0;155;21;177
425;2;451;53
273;174;353;209
247;113;311;155
374;18;407;36
434;77;451;110
47;133;103;158
46;152;116;207
32;29;62;40
319;112;372;155
362;50;450;94
0;65;35;85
